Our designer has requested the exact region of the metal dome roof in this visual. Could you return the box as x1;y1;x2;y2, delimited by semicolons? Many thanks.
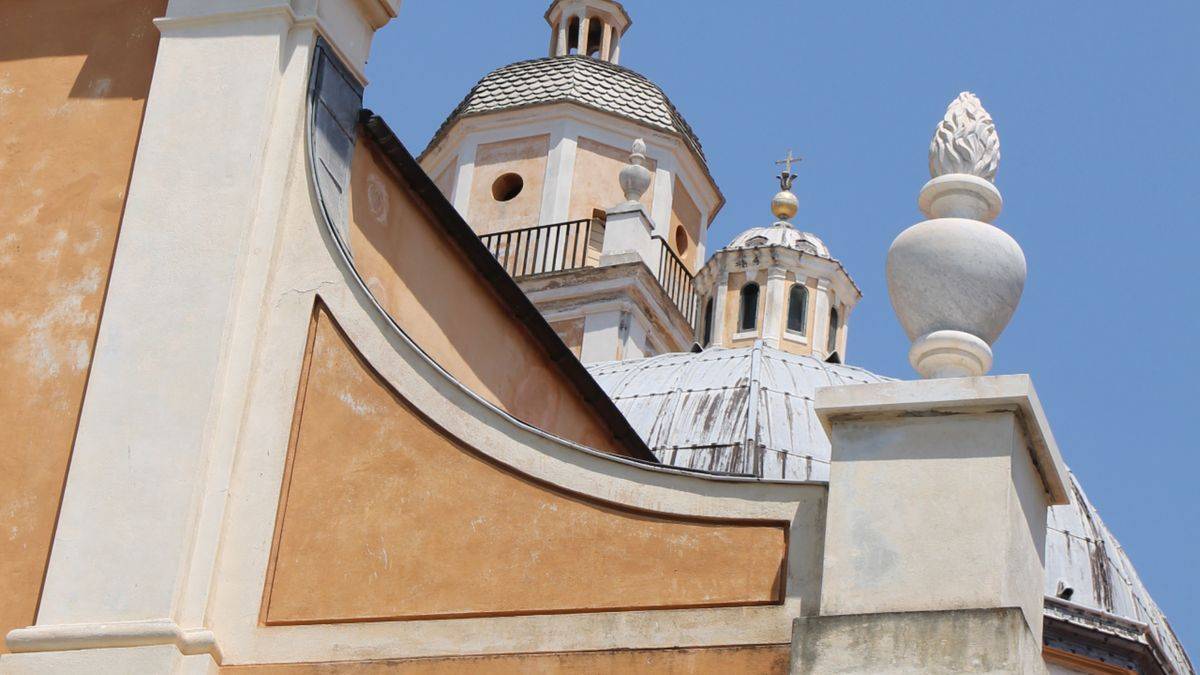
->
727;224;831;258
422;55;704;160
587;342;1193;674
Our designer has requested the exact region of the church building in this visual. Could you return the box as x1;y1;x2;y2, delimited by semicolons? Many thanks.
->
0;1;1192;673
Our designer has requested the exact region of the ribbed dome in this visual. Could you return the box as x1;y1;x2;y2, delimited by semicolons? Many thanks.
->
422;55;703;160
587;343;1193;674
727;224;830;258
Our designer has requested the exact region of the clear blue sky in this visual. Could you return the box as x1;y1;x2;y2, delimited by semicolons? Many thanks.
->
366;1;1199;651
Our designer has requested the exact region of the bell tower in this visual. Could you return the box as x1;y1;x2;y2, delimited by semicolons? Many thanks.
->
546;0;632;63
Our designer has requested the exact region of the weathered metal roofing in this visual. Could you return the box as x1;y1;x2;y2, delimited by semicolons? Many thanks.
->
588;342;1194;674
422;55;704;160
587;342;889;481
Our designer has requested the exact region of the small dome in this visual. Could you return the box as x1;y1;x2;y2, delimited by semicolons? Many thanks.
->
727;225;830;258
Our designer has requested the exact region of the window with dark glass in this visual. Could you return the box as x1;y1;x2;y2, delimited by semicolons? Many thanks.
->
787;284;808;334
827;307;840;353
702;297;714;346
739;283;759;332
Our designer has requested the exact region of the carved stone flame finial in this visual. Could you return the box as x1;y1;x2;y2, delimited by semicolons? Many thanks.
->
929;92;1000;183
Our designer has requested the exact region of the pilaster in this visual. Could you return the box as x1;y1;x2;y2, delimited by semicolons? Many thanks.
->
761;267;787;349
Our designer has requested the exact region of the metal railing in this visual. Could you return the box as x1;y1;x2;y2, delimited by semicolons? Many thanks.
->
653;236;698;328
478;219;699;329
479;218;598;278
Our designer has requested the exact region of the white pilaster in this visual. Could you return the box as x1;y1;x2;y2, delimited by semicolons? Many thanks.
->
540;123;578;225
711;269;730;347
650;161;674;239
761;267;787;349
15;0;398;668
611;30;621;64
811;280;832;358
450;140;476;219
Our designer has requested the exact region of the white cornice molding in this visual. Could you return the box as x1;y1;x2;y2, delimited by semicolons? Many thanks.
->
6;620;222;661
153;1;389;86
421;102;722;221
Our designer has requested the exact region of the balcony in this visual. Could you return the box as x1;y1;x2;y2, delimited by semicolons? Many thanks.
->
479;218;698;328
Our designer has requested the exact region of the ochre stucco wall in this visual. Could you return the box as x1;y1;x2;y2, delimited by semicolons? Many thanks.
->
550;317;584;358
349;139;633;456
466;135;549;233
0;0;164;651
222;645;791;673
670;177;702;271
263;304;787;624
568;135;656;221
773;274;818;357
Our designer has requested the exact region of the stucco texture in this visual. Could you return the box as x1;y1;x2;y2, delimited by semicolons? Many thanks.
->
670;177;702;271
263;304;787;624
568;135;656;221
0;0;164;651
221;645;790;674
348;138;632;457
466;135;548;233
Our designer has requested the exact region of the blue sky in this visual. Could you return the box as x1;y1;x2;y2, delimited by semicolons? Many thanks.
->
366;1;1199;650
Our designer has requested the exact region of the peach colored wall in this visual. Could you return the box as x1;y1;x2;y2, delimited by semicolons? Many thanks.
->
550;317;584;358
263;304;787;624
466;135;549;233
670;177;702;271
349;139;633;457
775;274;818;357
568;136;656;221
0;0;164;651
222;645;790;673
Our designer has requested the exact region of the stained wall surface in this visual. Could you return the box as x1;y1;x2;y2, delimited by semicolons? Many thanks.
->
263;304;787;624
670;177;702;271
221;645;791;674
465;135;549;233
349;138;634;456
0;0;164;651
568;136;656;221
550;317;584;358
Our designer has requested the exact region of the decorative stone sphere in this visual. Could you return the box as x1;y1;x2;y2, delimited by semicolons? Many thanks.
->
887;216;1026;377
771;189;799;222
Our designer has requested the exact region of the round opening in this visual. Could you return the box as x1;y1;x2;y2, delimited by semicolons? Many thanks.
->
491;173;524;202
673;225;689;255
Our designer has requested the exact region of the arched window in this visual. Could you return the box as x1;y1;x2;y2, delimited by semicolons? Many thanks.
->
787;284;808;334
739;283;760;332
701;296;714;347
826;307;840;353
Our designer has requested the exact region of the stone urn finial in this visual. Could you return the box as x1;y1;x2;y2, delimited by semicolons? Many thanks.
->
887;92;1026;378
618;138;652;206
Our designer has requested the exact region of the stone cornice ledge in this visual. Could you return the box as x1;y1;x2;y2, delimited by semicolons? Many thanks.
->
6;619;222;662
814;374;1069;505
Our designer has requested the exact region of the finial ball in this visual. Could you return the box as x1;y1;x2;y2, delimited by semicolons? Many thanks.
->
771;190;798;222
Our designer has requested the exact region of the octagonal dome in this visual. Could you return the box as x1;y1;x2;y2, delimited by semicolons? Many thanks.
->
728;224;830;258
421;55;704;160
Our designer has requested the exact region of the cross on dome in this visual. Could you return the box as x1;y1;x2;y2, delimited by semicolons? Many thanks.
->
774;149;802;191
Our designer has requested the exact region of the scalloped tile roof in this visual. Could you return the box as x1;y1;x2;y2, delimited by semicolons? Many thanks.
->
421;55;704;160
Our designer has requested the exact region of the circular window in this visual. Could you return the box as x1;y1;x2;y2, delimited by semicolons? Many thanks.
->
674;225;689;255
491;173;524;202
